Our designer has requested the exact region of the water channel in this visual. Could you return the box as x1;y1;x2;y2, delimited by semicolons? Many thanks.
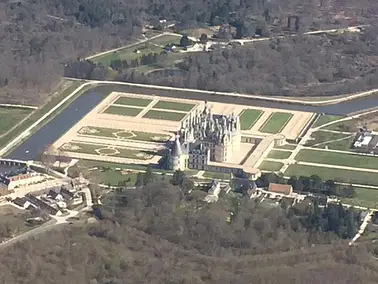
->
6;83;378;160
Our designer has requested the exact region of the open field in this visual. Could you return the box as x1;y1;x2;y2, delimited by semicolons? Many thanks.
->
78;126;170;142
260;112;293;133
267;150;291;159
91;35;180;66
143;110;186;121
203;171;231;180
113;97;152;107
259;161;283;171
340;187;378;209
312;114;344;128
306;131;354;150
0;79;85;152
324;112;378;132
103;105;142;117
0;107;33;135
60;142;156;160
285;164;378;185
274;144;297;150
153;100;195;111
240;109;263;130
295;149;378;170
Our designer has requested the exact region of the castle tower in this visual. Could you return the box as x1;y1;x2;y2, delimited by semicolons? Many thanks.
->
171;135;182;171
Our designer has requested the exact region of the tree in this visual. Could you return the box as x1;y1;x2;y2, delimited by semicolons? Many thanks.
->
135;172;145;187
41;144;57;172
171;170;186;186
144;165;155;185
199;33;208;44
180;35;190;48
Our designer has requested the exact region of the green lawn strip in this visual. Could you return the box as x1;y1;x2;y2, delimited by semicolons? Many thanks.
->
0;107;33;135
143;110;186;121
153;100;194;111
113;97;152;107
260;112;293;133
0;80;84;151
240;109;263;130
149;35;180;46
284;164;378;186
274;144;297;150
266;150;292;159
295;149;378;170
78;126;170;142
316;136;355;151
324;120;356;132
93;42;162;66
61;142;157;160
91;170;139;186
104;106;142;117
203;171;231;180
312;114;344;128
306;131;353;150
258;161;283;171
339;187;378;209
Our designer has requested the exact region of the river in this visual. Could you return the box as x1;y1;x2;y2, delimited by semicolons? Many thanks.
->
6;83;378;160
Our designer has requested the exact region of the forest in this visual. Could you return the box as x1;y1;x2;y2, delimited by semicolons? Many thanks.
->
0;177;377;283
2;0;378;104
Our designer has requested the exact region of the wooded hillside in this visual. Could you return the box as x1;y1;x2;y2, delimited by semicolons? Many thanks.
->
1;0;378;104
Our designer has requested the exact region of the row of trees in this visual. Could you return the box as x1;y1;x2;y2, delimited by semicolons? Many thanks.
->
257;172;356;198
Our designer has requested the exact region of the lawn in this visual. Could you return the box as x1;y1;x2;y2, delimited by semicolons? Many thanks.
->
153;100;195;112
306;131;354;150
60;142;156;160
284;164;378;186
240;109;263;130
0;80;85;152
90;170;139;186
103;106;142;117
93;42;162;66
78;126;170;142
267;150;292;159
258;161;283;171
339;187;378;209
295;149;378;170
143;110;186;121
149;35;181;46
312;114;344;128
274;144;297;150
0;107;33;135
113;96;152;107
203;171;231;180
260;112;293;133
324;120;357;132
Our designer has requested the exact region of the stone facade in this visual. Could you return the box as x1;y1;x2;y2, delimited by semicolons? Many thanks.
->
171;101;241;171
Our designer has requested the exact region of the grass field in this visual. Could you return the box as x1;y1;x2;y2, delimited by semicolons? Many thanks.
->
153;100;195;111
274;144;297;150
306;131;354;150
285;164;378;185
203;171;231;180
267;150;292;159
113;97;152;107
92;35;180;66
339;187;378;209
0;107;33;135
295;149;378;170
78;126;170;142
143;110;186;121
260;112;293;133
312;114;344;128
0;79;86;152
240;109;263;130
104;106;142;117
61;142;156;160
259;161;283;171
